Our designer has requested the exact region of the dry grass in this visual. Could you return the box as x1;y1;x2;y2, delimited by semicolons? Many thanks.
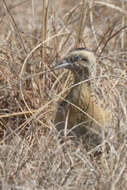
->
0;0;127;189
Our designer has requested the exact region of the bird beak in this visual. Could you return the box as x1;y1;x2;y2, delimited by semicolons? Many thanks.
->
52;59;72;71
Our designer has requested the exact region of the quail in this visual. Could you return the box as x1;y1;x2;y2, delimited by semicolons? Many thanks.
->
53;48;112;136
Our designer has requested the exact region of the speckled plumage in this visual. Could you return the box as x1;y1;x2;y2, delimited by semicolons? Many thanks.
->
54;48;112;136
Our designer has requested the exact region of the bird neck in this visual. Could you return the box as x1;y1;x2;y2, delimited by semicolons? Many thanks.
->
72;66;89;84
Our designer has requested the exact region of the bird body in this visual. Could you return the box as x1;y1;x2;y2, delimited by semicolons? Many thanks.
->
53;48;112;135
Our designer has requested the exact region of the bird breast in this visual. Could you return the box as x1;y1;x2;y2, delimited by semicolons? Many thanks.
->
71;83;112;128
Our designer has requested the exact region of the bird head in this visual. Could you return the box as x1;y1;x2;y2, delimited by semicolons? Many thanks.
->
53;48;96;82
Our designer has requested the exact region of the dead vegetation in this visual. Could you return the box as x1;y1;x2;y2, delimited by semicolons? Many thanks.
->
0;0;127;189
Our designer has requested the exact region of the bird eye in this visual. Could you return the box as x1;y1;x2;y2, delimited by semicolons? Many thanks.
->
75;56;88;62
67;55;88;63
67;56;80;63
74;55;81;61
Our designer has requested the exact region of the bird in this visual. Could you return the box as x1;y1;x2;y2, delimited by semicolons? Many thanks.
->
53;48;112;137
